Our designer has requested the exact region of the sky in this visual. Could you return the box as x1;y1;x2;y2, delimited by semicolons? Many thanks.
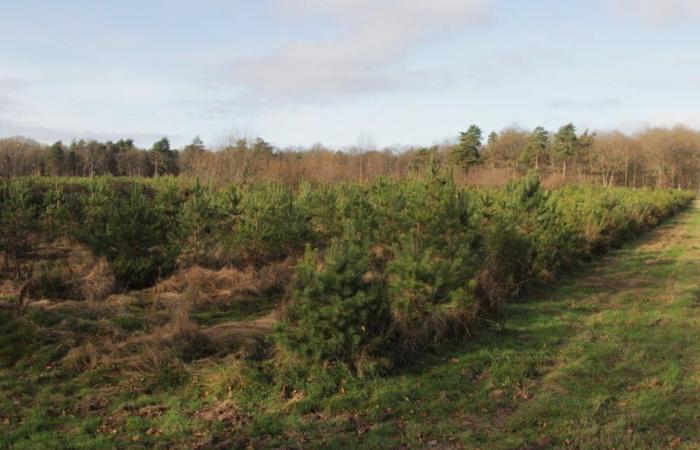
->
1;0;700;149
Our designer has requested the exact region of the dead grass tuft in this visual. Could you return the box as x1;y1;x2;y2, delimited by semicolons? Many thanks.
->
37;237;114;301
390;303;476;355
154;259;295;304
63;340;118;371
202;311;277;354
104;294;137;308
61;294;215;374
154;266;258;304
475;267;510;313
3;237;117;302
81;257;115;302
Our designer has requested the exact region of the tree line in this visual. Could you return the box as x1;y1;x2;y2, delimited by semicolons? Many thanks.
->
2;124;699;188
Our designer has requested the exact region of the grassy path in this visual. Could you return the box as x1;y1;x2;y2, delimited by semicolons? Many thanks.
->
256;203;700;449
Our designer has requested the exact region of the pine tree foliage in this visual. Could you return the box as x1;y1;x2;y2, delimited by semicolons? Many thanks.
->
278;240;389;365
452;125;483;171
1;176;694;372
177;179;239;267
0;180;37;277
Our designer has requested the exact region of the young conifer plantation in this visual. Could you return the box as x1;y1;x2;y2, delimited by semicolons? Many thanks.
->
0;166;695;448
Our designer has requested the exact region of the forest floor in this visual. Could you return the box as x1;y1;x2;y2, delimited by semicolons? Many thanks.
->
2;204;700;449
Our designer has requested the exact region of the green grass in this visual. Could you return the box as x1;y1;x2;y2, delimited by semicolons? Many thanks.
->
2;205;700;448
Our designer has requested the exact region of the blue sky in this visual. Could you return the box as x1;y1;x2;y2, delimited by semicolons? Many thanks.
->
1;0;700;149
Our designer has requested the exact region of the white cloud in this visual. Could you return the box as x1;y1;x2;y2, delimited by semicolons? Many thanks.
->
610;0;700;23
230;0;492;102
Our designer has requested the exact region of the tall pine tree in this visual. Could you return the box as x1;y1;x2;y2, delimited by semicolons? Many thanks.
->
552;123;578;177
452;125;483;172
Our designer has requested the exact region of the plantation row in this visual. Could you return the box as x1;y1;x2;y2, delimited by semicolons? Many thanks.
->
0;175;693;370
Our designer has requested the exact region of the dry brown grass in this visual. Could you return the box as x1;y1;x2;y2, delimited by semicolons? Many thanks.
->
474;266;511;314
61;292;214;375
195;400;249;427
154;259;294;305
155;266;259;302
81;257;115;302
389;303;476;356
0;279;16;297
103;294;137;308
118;299;214;370
56;259;295;378
64;340;119;371
2;236;116;302
202;311;277;350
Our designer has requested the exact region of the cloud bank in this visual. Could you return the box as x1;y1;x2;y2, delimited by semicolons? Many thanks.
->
230;0;492;103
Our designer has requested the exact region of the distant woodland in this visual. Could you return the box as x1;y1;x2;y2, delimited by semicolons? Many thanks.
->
2;123;700;189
